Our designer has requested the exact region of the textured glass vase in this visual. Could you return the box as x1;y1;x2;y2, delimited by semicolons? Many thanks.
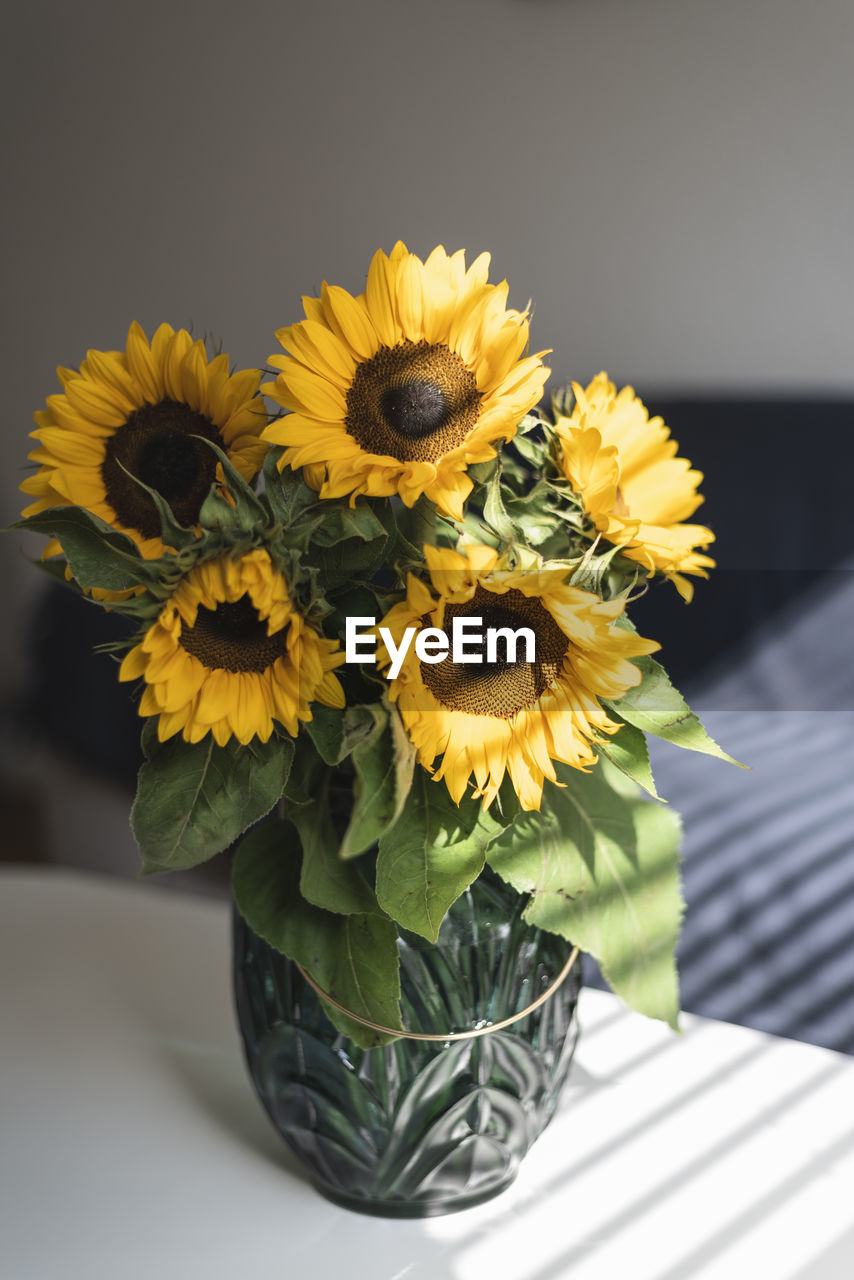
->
232;868;581;1217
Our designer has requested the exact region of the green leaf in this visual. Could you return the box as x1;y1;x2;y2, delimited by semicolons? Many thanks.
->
512;432;546;466
132;729;294;874
467;459;499;487
262;448;318;524
13;507;158;592
29;554;80;589
372;500;422;569
232;820;403;1048
488;761;684;1029
482;467;560;548
599;717;660;799
504;485;561;545
306;703;377;766
312;503;388;548
483;470;518;542
262;452;327;552
112;461;199;551
115;437;268;544
549;386;575;419
197;487;245;533
292;772;381;916
274;510;326;553
607;656;744;766
307;521;390;584
340;702;416;859
282;737;325;805
516;410;544;436
197;439;270;534
376;770;504;942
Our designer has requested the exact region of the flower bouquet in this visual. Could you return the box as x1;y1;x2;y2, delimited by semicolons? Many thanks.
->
15;242;734;1215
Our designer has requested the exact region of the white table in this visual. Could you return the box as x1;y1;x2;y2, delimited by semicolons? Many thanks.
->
1;868;852;1280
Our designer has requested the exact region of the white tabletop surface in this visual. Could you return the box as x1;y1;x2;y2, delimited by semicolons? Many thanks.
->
1;866;852;1280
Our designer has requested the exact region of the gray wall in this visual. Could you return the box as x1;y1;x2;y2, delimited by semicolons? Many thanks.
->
3;0;853;694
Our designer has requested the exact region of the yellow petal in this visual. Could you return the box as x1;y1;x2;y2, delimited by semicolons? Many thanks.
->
321;284;378;360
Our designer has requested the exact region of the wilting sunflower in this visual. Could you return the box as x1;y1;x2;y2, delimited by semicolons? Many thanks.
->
21;322;269;559
118;548;344;745
378;543;659;811
262;242;549;520
554;373;715;602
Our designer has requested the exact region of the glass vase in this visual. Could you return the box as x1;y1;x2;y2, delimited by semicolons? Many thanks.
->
232;868;581;1218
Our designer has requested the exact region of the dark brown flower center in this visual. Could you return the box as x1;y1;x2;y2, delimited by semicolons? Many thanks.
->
381;380;449;439
345;339;481;462
101;399;223;540
420;586;569;719
179;594;285;674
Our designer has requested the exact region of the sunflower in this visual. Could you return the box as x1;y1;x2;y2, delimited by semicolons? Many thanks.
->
262;242;549;520
554;373;715;602
21;322;269;560
118;548;344;745
377;543;659;811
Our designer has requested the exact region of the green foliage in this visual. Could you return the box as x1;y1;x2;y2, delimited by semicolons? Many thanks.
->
373;499;423;573
108;463;199;552
608;656;744;766
302;500;391;586
281;737;324;806
197;441;271;535
479;453;573;551
511;427;548;468
262;448;317;525
303;700;416;860
503;484;562;545
284;755;381;916
488;760;684;1029
12;507;160;593
29;554;81;589
483;469;518;543
599;717;660;799
132;721;293;874
263;454;326;555
306;703;378;766
340;701;415;859
13;441;280;612
375;771;506;942
232;820;403;1048
312;503;388;549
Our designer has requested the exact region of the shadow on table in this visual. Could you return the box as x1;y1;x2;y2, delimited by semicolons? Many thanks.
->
161;1025;474;1278
507;1032;853;1280
157;1031;306;1179
124;906;465;1277
791;1227;854;1280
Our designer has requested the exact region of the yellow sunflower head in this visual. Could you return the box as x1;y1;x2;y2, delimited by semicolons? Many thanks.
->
21;322;269;560
118;547;344;746
262;242;550;520
554;373;715;602
377;543;659;812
